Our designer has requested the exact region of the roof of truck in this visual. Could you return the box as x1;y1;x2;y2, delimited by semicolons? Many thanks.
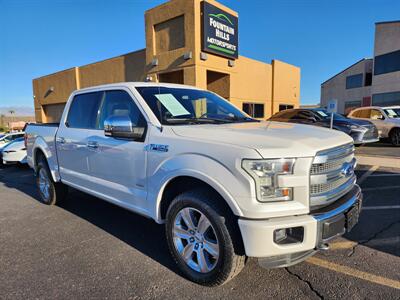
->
75;82;203;93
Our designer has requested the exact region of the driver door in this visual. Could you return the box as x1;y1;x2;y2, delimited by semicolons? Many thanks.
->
85;89;148;210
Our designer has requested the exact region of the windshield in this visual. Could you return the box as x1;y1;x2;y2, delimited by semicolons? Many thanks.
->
384;108;400;118
314;109;348;121
136;86;257;125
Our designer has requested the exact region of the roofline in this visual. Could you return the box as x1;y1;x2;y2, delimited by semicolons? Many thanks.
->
375;20;400;25
321;58;373;86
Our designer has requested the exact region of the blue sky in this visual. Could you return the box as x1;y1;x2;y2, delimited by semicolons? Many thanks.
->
1;0;399;108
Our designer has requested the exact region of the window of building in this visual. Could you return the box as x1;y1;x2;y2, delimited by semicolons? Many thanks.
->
372;91;400;107
242;103;264;118
279;104;294;111
344;100;362;115
364;72;372;86
346;74;363;89
66;92;104;129
374;49;400;75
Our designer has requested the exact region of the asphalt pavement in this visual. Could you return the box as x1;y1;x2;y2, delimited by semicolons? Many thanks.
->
356;140;400;158
0;164;399;299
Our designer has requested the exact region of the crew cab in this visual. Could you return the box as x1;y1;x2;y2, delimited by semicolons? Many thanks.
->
26;83;362;286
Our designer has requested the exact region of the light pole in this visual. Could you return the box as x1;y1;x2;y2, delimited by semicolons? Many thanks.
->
9;110;15;132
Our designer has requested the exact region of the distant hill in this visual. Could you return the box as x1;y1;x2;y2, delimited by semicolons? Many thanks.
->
0;106;34;116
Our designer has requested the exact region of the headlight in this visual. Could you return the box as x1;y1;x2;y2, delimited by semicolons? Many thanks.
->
242;158;295;202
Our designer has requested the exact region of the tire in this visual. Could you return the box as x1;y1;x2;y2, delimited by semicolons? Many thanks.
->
389;128;400;147
165;189;246;286
36;158;68;205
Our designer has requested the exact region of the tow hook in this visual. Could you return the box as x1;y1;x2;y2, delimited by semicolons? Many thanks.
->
316;243;330;251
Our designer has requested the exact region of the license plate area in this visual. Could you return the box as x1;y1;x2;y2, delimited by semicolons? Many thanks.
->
345;204;360;232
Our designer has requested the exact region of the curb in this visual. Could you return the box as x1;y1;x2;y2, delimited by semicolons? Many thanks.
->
356;155;400;168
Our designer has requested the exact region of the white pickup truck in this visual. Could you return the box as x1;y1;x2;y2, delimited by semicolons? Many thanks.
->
26;82;362;286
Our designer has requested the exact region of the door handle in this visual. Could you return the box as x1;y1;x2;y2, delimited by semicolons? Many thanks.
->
87;141;99;149
56;137;66;144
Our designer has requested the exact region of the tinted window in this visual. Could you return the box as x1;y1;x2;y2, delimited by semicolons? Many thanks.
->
346;74;363;89
365;72;372;86
292;110;313;120
372;91;400;107
66;92;103;129
374;50;400;75
357;109;371;118
98;90;147;129
243;103;264;118
370;109;384;120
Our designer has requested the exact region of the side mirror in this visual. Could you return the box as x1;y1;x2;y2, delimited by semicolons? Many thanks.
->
306;116;317;123
104;115;145;140
378;115;385;120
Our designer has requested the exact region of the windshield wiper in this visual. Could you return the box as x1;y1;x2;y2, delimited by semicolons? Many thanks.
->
225;115;260;123
164;117;234;124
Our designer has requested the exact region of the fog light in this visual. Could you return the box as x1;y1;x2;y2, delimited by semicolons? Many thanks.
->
274;227;304;245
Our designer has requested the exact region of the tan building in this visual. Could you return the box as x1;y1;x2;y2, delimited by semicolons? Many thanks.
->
33;0;300;123
321;20;400;114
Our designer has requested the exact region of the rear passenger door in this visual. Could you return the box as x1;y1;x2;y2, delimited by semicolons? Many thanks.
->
56;91;104;189
85;89;148;211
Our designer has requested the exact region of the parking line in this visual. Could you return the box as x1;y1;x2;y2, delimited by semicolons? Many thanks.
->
357;165;379;184
369;173;400;177
363;205;400;210
363;185;400;192
307;257;400;290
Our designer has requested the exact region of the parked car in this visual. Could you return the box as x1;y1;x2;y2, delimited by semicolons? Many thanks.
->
268;108;379;145
26;83;362;286
0;132;25;151
348;106;400;146
1;137;27;165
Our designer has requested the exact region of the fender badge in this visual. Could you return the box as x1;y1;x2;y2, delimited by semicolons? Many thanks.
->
145;144;169;153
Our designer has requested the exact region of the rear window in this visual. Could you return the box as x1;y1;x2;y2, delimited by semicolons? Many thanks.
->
66;92;104;129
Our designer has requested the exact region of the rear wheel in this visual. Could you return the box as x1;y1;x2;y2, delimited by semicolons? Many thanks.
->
36;158;67;205
165;189;246;286
389;128;400;146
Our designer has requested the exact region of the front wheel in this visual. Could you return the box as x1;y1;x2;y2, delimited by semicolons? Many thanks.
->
165;189;246;286
36;158;67;205
390;128;400;146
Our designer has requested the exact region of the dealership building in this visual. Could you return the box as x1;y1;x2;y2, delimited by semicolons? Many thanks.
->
321;20;400;114
32;0;300;123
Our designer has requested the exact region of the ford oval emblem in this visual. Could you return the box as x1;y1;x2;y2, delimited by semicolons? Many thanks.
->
341;162;354;177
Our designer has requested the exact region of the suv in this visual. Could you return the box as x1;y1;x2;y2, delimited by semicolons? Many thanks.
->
348;106;400;146
0;132;25;151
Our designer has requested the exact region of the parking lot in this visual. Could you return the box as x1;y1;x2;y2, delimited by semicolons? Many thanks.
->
0;160;399;299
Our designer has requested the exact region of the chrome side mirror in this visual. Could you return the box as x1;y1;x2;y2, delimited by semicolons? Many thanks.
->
104;115;145;140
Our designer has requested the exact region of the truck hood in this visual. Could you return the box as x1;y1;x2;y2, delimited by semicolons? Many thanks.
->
171;121;353;158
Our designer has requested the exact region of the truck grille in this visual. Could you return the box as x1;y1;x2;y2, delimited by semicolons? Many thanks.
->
310;143;356;209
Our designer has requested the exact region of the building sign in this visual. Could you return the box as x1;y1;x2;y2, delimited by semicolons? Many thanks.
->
202;1;238;59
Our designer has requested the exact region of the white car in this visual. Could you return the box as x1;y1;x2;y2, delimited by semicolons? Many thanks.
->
25;82;362;286
0;132;25;151
348;106;400;146
1;138;27;165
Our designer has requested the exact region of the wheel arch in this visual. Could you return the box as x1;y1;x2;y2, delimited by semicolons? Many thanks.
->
32;138;60;182
156;174;243;224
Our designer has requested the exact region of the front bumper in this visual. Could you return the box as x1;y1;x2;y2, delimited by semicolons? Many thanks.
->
238;185;362;266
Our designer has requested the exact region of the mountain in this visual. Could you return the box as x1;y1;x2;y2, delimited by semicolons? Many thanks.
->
0;106;34;116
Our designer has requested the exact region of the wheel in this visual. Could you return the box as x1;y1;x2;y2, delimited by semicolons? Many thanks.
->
36;158;67;205
165;189;246;286
389;128;400;147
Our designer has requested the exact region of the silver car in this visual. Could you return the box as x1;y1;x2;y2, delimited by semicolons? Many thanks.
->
348;106;400;146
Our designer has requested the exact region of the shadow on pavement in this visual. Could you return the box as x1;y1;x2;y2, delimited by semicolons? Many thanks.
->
0;165;179;275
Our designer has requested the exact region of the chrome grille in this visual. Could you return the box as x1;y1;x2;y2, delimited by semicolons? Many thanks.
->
310;143;356;209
